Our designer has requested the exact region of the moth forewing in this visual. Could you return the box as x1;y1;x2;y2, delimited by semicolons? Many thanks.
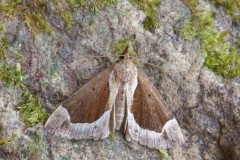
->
124;69;184;149
44;68;114;139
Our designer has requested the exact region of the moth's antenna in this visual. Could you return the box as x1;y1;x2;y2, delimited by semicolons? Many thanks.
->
123;45;129;59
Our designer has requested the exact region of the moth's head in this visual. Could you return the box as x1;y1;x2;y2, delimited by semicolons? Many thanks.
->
118;45;133;63
118;45;135;65
114;46;137;83
118;46;130;61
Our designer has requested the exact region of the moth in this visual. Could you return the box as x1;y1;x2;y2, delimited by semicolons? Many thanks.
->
45;46;184;149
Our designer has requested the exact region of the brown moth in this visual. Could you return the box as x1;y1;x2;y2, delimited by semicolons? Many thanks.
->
44;46;184;149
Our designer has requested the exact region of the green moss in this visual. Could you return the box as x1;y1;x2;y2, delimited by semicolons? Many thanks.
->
0;47;7;60
55;0;116;30
0;1;51;126
0;53;48;126
24;11;52;37
1;0;117;35
238;38;240;48
132;58;141;66
0;37;9;60
0;22;6;33
0;137;16;145
1;37;9;47
178;21;197;42
64;0;117;26
0;63;23;88
66;0;80;8
17;90;48;126
66;0;116;12
88;0;117;12
61;11;74;29
209;0;240;22
143;15;160;33
12;50;24;61
53;0;73;29
158;149;169;159
181;0;199;11
0;1;20;16
113;38;135;57
179;1;240;78
130;0;160;33
0;1;53;126
207;91;213;97
0;0;52;38
110;133;117;141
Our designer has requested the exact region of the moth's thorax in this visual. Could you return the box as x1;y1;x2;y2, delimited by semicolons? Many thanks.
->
114;59;137;84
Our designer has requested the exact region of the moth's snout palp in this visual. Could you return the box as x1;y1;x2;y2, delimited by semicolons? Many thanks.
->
120;45;129;60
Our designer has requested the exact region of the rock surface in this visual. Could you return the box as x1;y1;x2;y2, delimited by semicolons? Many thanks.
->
0;0;239;160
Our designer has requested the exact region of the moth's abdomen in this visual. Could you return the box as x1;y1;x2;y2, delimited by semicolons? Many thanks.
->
115;85;127;130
